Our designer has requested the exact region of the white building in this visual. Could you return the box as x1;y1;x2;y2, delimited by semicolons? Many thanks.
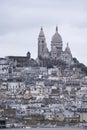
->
7;82;25;93
38;26;73;65
30;81;52;97
0;58;8;74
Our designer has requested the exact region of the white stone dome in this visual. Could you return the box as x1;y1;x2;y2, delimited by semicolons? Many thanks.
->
52;27;62;43
65;43;71;54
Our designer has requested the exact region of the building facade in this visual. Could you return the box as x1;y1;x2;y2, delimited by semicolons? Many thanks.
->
38;26;73;65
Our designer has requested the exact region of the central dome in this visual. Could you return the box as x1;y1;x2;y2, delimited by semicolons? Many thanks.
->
52;26;62;43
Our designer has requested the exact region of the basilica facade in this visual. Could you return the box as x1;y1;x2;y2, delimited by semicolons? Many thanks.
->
38;26;73;65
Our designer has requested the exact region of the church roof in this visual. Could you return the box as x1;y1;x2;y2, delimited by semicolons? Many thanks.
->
65;43;71;54
51;26;62;43
39;27;45;37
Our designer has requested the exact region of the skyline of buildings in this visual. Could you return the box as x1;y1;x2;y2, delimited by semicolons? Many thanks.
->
0;0;87;65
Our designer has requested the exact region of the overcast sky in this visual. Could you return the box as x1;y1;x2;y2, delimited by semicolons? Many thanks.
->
0;0;87;65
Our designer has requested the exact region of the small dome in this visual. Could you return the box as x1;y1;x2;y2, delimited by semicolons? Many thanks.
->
65;43;71;54
52;26;62;43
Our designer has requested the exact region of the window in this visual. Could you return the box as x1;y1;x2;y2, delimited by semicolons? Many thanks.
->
42;40;44;43
34;88;36;91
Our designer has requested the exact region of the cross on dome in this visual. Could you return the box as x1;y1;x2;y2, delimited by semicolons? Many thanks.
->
67;42;69;47
41;27;43;31
56;26;58;32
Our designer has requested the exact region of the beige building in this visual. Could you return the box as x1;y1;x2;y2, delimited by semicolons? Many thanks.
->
80;113;87;122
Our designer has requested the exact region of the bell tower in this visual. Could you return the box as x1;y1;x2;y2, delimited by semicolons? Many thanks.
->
38;27;48;59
